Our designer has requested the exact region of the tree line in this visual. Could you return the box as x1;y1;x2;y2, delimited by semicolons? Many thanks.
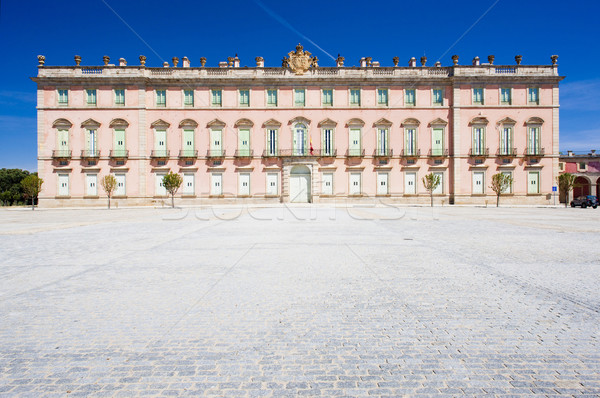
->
0;168;43;208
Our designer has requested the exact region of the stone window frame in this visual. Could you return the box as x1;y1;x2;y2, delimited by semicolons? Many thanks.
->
376;88;389;107
183;89;195;107
114;88;125;106
266;88;278;107
528;86;540;105
321;88;334;107
155;89;167;107
349;87;361;107
85;88;97;106
500;87;512;105
472;86;484;105
432;88;444;106
211;88;223;107
57;88;69;106
294;87;306;107
238;88;250;108
404;88;416;107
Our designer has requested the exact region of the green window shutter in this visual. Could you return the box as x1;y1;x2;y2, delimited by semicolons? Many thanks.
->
210;130;222;153
432;128;443;155
183;130;194;152
239;129;250;155
115;129;125;155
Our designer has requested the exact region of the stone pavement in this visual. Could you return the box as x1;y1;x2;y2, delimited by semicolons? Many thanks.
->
0;205;599;397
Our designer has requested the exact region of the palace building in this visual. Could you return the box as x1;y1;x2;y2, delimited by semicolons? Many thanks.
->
33;45;564;207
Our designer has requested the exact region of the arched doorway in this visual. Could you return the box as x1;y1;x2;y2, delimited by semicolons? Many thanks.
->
573;176;591;198
290;165;311;203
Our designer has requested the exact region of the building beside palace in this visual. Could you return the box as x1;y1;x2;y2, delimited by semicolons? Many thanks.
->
559;150;600;200
33;45;564;207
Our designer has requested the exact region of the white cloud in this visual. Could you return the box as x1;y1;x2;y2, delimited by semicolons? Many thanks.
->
560;79;600;111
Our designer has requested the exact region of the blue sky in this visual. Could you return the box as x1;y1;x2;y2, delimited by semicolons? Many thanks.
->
1;0;598;171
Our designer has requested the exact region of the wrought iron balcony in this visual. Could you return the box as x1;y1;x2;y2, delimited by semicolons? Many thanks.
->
524;147;545;157
206;149;225;158
400;149;421;158
346;149;365;158
278;149;320;157
468;148;489;157
150;150;170;158
178;149;198;159
320;149;337;158
427;149;449;157
110;149;129;159
81;149;100;159
262;149;280;158
373;148;393;158
52;150;72;159
234;149;254;158
496;147;517;157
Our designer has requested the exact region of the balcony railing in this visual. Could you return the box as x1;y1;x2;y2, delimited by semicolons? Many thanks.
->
150;150;170;158
207;149;225;158
400;149;421;158
262;149;280;158
320;149;337;158
428;149;449;157
346;149;365;158
468;148;489;157
234;149;254;158
81;149;100;159
525;147;545;157
52;150;72;159
373;148;393;158
110;149;129;159
179;149;198;159
279;149;318;157
496;148;517;157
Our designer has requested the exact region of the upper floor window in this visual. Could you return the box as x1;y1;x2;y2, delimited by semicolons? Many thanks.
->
405;127;417;156
528;87;540;105
432;89;443;106
184;90;194;106
377;128;390;155
156;90;166;107
58;89;68;105
322;89;333;106
86;89;97;105
377;88;388;106
528;126;541;155
472;88;484;105
267;89;278;106
405;89;416;106
211;89;222;106
500;87;511;105
239;89;250;107
322;128;334;156
350;88;361;106
114;89;125;105
472;127;486;155
266;128;278;156
294;88;305;107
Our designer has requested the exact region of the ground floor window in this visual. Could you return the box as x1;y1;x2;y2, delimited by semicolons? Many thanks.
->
211;173;222;196
183;173;195;195
58;174;69;197
377;172;388;195
528;171;540;194
472;171;484;195
433;172;443;195
155;173;166;196
115;174;126;196
321;173;333;195
404;172;416;195
349;173;361;195
239;173;250;196
266;173;278;196
86;174;97;196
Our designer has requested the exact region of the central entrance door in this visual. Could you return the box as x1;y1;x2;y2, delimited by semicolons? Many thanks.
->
290;165;311;203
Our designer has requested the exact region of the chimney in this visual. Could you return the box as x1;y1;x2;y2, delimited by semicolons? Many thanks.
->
472;56;480;66
435;61;441;67
119;58;127;66
591;149;597;156
371;61;380;67
163;61;169;68
182;57;190;67
234;54;240;68
408;57;417;67
360;57;366;67
567;150;573;157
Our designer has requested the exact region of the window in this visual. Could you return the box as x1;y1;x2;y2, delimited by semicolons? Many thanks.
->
156;90;166;107
579;162;587;171
500;88;511;105
154;129;167;156
528;87;540;105
432;128;444;156
114;174;126;196
86;89;97;105
472;88;484;105
322;89;333;106
349;88;361;106
210;129;223;156
267;89;278;106
377;128;389;156
404;172;416;195
472;171;484;194
321;173;333;196
405;128;417;156
211;89;222;106
85;129;98;156
115;89;125;105
155;173;167;196
527;171;540;194
266;128;278;156
58;129;69;153
377;88;388;106
238;129;251;156
293;124;307;155
239;173;250;196
183;173;195;195
349;128;362;156
114;129;126;157
528;126;541;155
472;127;485;155
559;162;564;171
433;172;443;195
58;89;68;105
405;89;415;106
349;173;361;195
211;173;222;196
184;90;194;106
322;128;334;156
239;89;250;107
58;174;69;197
266;173;278;196
432;89;443;106
377;173;389;195
86;174;97;196
294;88;305;107
501;171;513;193
500;126;513;156
182;129;195;157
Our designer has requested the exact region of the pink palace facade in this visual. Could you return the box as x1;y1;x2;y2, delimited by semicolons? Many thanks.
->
33;46;564;207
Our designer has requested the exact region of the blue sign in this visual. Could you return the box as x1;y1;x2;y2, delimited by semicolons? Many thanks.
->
552;186;558;192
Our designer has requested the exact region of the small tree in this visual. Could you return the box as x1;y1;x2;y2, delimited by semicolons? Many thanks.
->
21;174;43;210
162;172;183;208
558;173;576;208
100;175;117;209
489;173;513;207
422;173;441;207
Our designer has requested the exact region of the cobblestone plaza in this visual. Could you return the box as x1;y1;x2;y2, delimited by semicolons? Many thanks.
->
1;205;599;397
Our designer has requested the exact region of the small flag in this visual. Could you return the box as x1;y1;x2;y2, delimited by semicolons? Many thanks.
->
310;135;314;155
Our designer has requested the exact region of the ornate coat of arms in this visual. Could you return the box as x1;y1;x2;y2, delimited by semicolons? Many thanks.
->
284;44;317;75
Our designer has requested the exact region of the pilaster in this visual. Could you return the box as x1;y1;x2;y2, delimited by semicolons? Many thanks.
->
138;88;147;197
451;83;461;204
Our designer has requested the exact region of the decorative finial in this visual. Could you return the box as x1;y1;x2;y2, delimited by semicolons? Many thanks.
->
172;57;179;67
392;56;399;67
551;55;558;65
282;57;289;68
103;55;110;66
139;55;146;66
74;55;82;66
200;57;207;67
37;55;45;66
365;57;372;67
420;56;427;66
336;54;345;67
451;55;459;65
487;55;495;65
311;56;319;68
295;43;303;53
515;55;522;65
